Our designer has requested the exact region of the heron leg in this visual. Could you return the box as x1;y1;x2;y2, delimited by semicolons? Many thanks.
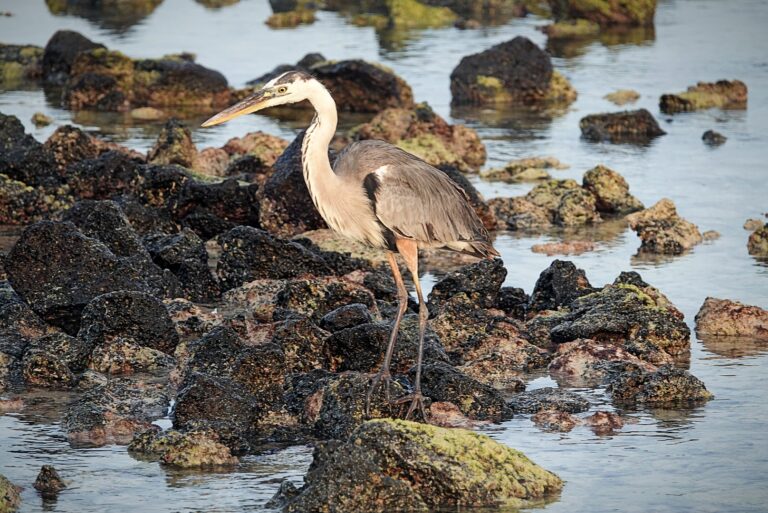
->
392;238;428;422
365;251;408;416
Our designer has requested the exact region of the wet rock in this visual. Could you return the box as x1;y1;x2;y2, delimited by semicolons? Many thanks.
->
6;221;178;333
417;361;512;421
0;112;59;188
528;179;601;227
270;318;330;374
325;316;448;374
0;44;43;86
63;378;170;445
549;338;657;386
62;200;149;259
743;218;764;231
695;297;768;340
174;178;261;240
0;474;21;512
582;164;643;214
549;0;657;25
480;156;567;183
0;174;70;225
508;387;590;414
702;129;727;146
547;277;690;357
351;102;485;171
89;338;175;375
608;364;713;406
147;118;197;168
144;229;220;302
580;109;666;143
159;430;238;468
216;226;331;291
427;401;491;429
76;369;108;390
319;303;373;332
221;131;289;168
78;290;179;356
42;30;105;84
67;151;145;200
528;260;595;312
130;106;165;120
274;277;378;322
660;80;747;114
22;350;77;388
488;196;552;231
43;125;104;176
0;398;24;412
25;332;91;373
33;465;66;496
626;198;702;254
583;411;625;434
451;36;576;106
0;282;47;358
747;223;768;256
532;410;579;432
266;9;316;28
256;130;328;237
604;89;640;105
428;258;506;313
541;19;600;38
222;154;273;184
279;419;562;513
495;286;529;320
531;241;595;256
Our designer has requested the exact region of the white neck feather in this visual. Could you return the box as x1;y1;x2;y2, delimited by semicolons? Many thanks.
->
301;80;340;215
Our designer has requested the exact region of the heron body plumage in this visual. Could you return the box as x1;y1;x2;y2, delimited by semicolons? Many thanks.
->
202;70;499;420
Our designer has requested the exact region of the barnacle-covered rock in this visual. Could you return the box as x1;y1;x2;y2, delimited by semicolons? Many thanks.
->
625;198;702;255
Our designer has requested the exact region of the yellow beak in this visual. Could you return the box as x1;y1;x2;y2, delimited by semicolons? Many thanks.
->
201;89;270;127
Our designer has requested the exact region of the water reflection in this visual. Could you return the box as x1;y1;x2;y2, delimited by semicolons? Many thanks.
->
451;104;565;140
699;334;768;359
546;24;656;59
44;0;164;35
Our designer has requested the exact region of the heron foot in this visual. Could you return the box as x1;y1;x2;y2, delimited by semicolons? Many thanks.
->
365;369;393;417
393;392;428;422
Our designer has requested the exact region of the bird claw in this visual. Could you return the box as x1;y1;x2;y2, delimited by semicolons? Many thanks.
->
393;392;428;422
365;369;393;417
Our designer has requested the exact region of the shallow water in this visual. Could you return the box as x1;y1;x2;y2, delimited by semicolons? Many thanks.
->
1;0;768;512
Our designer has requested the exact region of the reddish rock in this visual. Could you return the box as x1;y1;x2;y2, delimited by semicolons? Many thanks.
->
694;297;768;340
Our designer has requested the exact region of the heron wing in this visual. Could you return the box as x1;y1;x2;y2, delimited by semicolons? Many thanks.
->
335;141;490;246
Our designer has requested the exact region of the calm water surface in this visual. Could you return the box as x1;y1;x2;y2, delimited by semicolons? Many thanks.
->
1;0;767;512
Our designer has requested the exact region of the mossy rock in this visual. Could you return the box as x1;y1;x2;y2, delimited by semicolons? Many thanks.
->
384;0;457;28
747;224;768;256
0;474;21;513
660;79;748;114
266;9;317;28
542;19;600;38
549;0;657;26
279;418;563;512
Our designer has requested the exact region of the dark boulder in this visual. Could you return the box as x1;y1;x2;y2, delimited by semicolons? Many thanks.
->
256;130;328;237
62;199;149;259
147;118;197;168
34;465;66;497
67;151;145;199
319;303;374;332
495;286;529;320
78;290;180;355
702;129;727;147
608;364;713;406
43;125;102;175
25;332;91;373
0;282;47;358
580;109;666;144
417;361;512;421
270;318;330;374
0;112;58;188
507;386;590;414
216;226;331;291
312;60;414;112
528;260;595;312
143;229;220;302
427;258;506;314
273;277;377;322
5;221;179;333
22;350;77;388
174;178;260;239
42;30;105;84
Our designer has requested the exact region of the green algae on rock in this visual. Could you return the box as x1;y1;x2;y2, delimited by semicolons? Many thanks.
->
481;156;567;183
0;474;21;513
265;9;316;28
0;44;43;86
660;79;747;114
277;418;563;512
747;223;768;256
608;364;714;406
548;0;657;26
604;88;640;105
541;19;600;38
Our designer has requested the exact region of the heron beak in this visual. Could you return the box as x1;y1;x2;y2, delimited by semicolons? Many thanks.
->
201;88;270;127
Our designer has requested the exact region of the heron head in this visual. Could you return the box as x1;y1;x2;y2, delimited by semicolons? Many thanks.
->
201;70;314;127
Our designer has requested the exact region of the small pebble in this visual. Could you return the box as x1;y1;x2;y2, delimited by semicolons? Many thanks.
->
702;129;727;146
31;112;53;127
702;230;720;241
130;107;165;121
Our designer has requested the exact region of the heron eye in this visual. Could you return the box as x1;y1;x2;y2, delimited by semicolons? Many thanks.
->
277;86;288;94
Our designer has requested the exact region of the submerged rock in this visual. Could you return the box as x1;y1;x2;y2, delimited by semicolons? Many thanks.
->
548;0;657;26
582;164;643;214
33;465;66;496
695;298;768;340
266;9;316;28
660;80;747;114
549;338;656;387
428;258;506;313
604;89;640;105
351;102;485;171
5;221;178;333
541;19;600;38
148;429;239;468
702;129;727;146
747;223;768;256
532;410;579;432
451;36;576;106
531;241;595;256
608;364;713;406
626;198;702;255
508;387;590;414
580;109;666;143
583;411;625;434
63;378;170;445
278;419;563;513
480;156;566;183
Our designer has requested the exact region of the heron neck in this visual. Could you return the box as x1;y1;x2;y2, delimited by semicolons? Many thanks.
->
302;83;340;206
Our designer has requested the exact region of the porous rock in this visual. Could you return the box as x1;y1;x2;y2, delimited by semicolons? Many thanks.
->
660;80;747;114
694;297;768;340
608;364;713;406
626;198;702;254
508;387;590;414
580;109;666;143
528;259;595;312
582;164;643;214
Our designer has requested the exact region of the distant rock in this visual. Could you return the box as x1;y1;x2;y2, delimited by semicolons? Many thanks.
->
548;0;657;26
603;89;640;105
42;30;104;84
695;297;768;340
660;80;747;114
702;129;727;146
582;164;644;214
580;109;666;143
608;364;713;406
747;223;768;256
626;198;702;254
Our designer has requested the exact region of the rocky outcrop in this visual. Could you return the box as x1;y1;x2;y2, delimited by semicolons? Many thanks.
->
660;80;747;114
275;419;563;513
450;36;576;106
626;198;702;254
694;298;768;340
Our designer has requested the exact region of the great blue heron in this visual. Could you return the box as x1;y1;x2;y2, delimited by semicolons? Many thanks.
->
202;70;498;420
